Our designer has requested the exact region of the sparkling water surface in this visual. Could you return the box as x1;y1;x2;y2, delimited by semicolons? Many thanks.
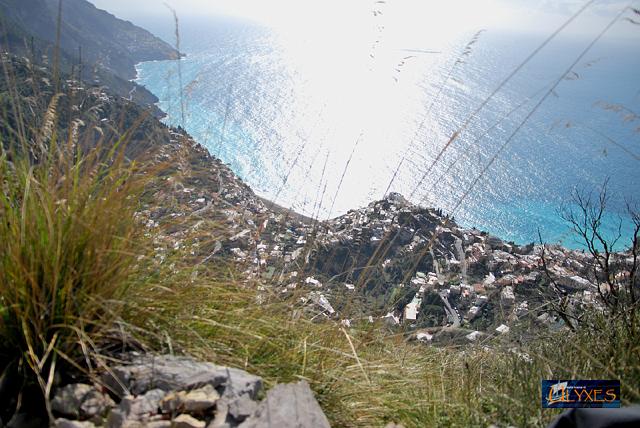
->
135;14;640;249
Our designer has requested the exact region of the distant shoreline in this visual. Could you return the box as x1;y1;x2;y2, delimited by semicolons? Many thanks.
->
132;55;635;252
133;60;318;225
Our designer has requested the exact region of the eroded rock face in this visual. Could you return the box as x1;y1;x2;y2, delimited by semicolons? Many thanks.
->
52;355;330;428
102;355;262;400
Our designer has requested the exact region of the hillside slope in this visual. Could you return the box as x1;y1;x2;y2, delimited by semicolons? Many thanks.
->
0;0;178;113
1;0;178;78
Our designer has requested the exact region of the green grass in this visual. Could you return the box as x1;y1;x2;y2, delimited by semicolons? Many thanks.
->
125;246;640;427
0;135;144;415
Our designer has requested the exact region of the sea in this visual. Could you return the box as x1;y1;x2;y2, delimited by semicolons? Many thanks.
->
133;10;640;250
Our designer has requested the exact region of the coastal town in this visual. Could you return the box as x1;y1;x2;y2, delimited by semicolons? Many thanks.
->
134;109;612;345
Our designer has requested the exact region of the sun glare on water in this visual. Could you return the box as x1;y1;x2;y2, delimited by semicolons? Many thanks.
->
130;0;639;244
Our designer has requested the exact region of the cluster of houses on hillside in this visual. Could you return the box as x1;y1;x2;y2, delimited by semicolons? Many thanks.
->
138;133;614;341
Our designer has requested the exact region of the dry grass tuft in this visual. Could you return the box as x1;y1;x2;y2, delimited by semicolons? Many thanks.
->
0;135;144;414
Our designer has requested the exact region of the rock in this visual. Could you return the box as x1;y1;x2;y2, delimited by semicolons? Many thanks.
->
206;398;229;428
52;384;93;417
104;355;262;400
239;381;330;428
81;388;116;419
55;419;97;428
105;389;166;428
105;408;145;428
120;389;166;417
105;408;127;428
146;422;172;428
160;384;219;413
105;408;146;428
120;388;166;417
52;384;115;419
226;395;258;423
103;355;216;396
173;414;206;428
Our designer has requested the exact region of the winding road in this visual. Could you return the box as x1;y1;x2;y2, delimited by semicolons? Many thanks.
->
438;290;461;328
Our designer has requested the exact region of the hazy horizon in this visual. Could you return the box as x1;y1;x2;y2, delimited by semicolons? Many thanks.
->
89;0;638;44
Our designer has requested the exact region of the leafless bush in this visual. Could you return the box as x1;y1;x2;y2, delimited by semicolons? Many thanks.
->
541;182;639;335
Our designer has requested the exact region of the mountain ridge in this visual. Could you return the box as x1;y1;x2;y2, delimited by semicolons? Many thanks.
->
0;0;179;114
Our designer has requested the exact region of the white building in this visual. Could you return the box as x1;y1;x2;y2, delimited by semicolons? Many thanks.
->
495;324;510;334
416;332;433;342
466;331;482;341
404;296;422;321
501;285;515;304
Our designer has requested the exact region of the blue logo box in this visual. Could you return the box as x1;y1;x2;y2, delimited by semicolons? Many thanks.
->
542;380;621;408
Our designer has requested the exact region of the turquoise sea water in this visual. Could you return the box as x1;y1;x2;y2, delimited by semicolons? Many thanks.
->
135;15;640;249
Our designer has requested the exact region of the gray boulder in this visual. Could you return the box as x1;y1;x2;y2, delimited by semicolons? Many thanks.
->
119;389;166;417
105;389;166;428
103;355;262;400
51;384;115;419
105;408;145;428
239;381;330;428
52;384;92;418
210;394;259;427
226;395;258;422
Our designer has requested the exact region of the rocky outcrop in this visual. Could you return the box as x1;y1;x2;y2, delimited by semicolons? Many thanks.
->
240;381;331;428
51;355;330;428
